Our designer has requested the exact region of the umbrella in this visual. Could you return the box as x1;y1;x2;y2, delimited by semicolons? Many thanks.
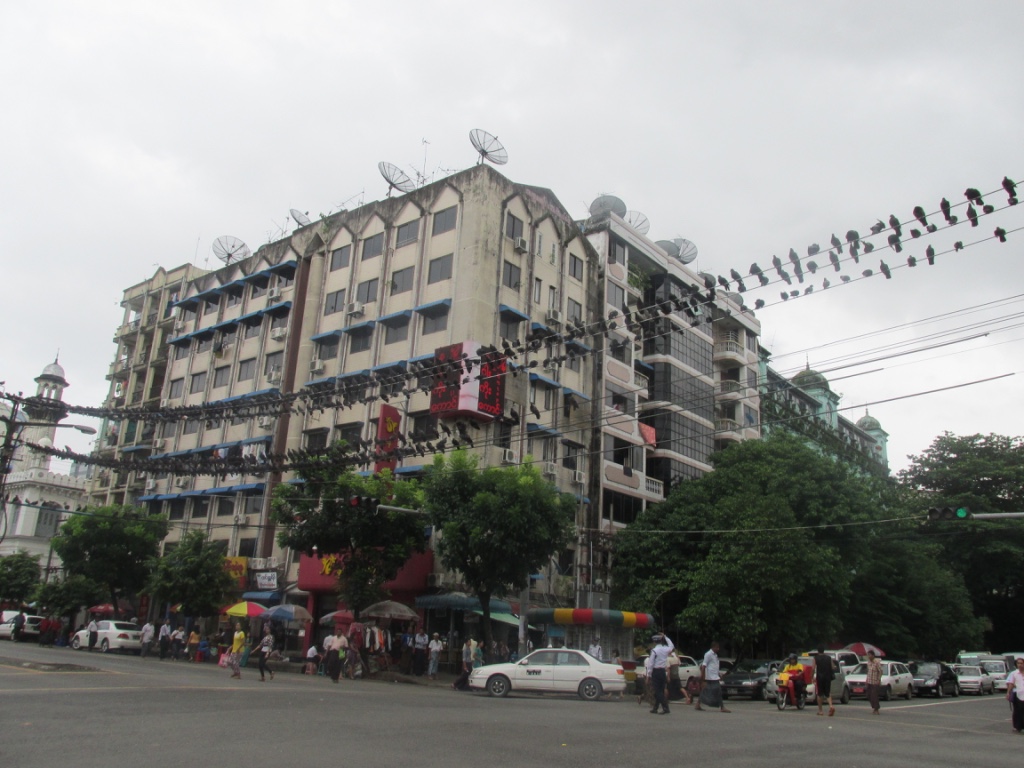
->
843;642;885;658
221;601;268;618
319;610;354;627
88;601;131;616
361;600;419;621
260;604;312;622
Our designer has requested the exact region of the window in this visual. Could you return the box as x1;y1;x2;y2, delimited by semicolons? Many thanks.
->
350;331;372;354
179;307;197;324
196;335;212;354
549;286;558;309
219;328;236;349
391;267;414;295
337;422;363;447
191;497;209;519
264;351;283;377
183;419;200;435
432;206;457;235
168;378;184;399
173;343;189;360
566;354;581;372
251;282;266;299
533;278;542;304
384;319;409;345
410;412;436;438
427;254;452;284
611;241;626;265
609;336;630;364
189;371;207;394
269;313;287;330
203;298;219;316
356;279;379;304
607;282;626;310
277;272;293;288
569;254;584;281
562;441;583;470
242;319;260;339
395;220;419;247
503;261;521;291
330;245;351;271
216;496;235;517
422;309;448;335
305;429;329;451
225;291;241;308
500;315;521;340
325;289;346;315
505;212;523;239
318;338;340;360
238;358;256;382
213;366;230;388
567;298;583;323
362;233;384;260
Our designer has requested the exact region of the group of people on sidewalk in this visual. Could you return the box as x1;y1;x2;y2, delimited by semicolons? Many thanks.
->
644;636;732;715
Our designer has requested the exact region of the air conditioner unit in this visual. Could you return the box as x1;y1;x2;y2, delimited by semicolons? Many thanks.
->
159;398;170;408
268;287;282;302
173;321;185;334
347;301;365;317
267;366;283;383
257;415;273;429
501;448;519;465
266;556;279;569
543;461;558;477
233;511;248;526
145;478;157;491
573;470;586;485
546;309;563;325
513;236;529;254
426;573;447;588
174;477;189;488
270;327;287;341
309;358;325;374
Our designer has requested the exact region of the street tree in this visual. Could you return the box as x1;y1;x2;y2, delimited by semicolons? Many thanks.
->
421;450;576;654
34;574;105;628
271;449;425;614
147;530;236;617
0;551;41;605
900;432;1024;650
51;505;168;617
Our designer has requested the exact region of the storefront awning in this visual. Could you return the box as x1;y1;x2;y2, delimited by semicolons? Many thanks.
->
242;591;281;604
525;608;655;628
472;610;537;630
415;594;512;612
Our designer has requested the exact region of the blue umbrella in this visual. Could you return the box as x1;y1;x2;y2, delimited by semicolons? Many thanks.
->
260;604;312;622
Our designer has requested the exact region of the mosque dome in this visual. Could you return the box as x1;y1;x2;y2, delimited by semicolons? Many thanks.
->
792;367;829;390
41;359;66;380
857;412;882;432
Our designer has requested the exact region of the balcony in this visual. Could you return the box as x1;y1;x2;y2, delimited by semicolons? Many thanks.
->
633;371;649;391
108;359;131;380
717;379;744;400
644;476;664;497
715;418;743;443
713;340;747;363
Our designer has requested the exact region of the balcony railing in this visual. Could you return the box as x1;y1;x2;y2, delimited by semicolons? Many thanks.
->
644;477;664;496
715;418;741;434
718;379;743;394
713;340;744;357
633;371;649;390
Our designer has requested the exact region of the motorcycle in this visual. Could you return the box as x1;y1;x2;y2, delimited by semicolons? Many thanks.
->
775;666;811;710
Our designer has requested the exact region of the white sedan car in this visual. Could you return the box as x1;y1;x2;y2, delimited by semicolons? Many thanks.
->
469;648;626;700
846;661;915;700
953;664;995;695
71;621;142;653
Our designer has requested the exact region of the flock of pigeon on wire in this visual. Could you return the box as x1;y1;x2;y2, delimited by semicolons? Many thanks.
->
13;177;1020;482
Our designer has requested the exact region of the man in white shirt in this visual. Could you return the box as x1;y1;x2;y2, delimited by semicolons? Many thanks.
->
413;628;429;676
1007;657;1024;732
694;641;730;713
587;639;603;661
427;633;444;680
648;633;675;714
140;621;155;658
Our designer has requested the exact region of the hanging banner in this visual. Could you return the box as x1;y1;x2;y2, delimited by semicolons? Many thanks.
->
255;571;278;590
374;403;401;474
429;340;505;419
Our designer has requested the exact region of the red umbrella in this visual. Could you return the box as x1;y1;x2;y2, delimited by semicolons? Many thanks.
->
843;642;885;658
88;601;131;616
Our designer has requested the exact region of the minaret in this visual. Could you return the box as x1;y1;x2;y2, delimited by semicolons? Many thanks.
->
20;358;70;472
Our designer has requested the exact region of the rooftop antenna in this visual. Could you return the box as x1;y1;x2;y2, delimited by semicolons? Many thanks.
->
469;129;508;165
675;238;698;265
589;195;627;218
625;211;651;235
211;236;251;265
378;161;415;197
290;209;312;227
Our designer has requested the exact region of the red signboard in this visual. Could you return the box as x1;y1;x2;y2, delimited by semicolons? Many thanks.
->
374;403;401;474
429;340;504;419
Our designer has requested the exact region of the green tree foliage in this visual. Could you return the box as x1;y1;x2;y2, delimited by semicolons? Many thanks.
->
271;450;425;613
147;530;235;617
34;574;105;623
0;552;41;605
900;432;1024;650
421;450;576;652
615;434;884;656
51;505;168;617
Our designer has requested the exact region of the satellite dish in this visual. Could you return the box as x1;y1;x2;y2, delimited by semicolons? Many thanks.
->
290;208;312;227
212;236;251;265
378;162;415;196
469;129;508;165
589;195;628;218
655;240;681;258
625;211;651;235
675;239;698;264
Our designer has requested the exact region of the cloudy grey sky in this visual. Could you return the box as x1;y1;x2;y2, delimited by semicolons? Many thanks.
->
2;1;1022;472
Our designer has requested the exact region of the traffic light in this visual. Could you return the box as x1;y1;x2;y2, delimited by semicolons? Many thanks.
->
927;506;971;521
348;495;380;511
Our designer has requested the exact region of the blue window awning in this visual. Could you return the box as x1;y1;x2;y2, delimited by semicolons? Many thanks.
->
305;376;335;387
395;465;425;475
155;494;179;501
168;334;192;345
529;372;560;389
338;369;369;380
138;494;158;502
235;310;264;325
243;269;273;284
211;318;240;331
371;360;407;372
180;490;205;497
311;330;343;341
531;321;554;334
215;388;279;404
230;482;265;493
562;386;590;401
171;295;200;309
120;445;150;453
269;259;297;274
195;286;222;300
241;435;272;445
242;591;281;604
498;304;530;322
414;299;451;316
202;486;236;496
265;300;292;316
341;320;375;334
409;352;434;363
635;359;654;373
378;310;412;325
566;339;592;352
527;423;562;438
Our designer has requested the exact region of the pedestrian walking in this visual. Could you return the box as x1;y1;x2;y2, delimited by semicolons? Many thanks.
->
814;647;836;717
140;620;154;657
12;611;25;642
647;633;674;714
158;619;171;660
170;626;185;660
257;625;275;682
229;622;246;679
413;627;429;676
694;641;731;713
87;617;98;652
427;632;443;680
1006;657;1024;732
865;650;883;714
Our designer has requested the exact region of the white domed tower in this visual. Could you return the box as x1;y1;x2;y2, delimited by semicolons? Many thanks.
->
20;357;70;472
856;410;889;468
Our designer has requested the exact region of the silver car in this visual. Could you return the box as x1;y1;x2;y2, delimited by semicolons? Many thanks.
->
953;664;995;695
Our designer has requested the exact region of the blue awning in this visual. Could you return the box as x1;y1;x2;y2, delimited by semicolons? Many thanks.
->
566;339;592;352
137;494;158;502
305;376;335;387
189;446;212;454
395;465;425;475
371;360;406;372
265;300;292;315
532;321;554;333
341;320;375;334
284;478;306;485
243;269;273;284
355;471;372;477
378;310;412;325
171;295;200;308
338;369;369;380
311;330;343;341
168;334;192;345
215;388;279;404
230;483;265;493
241;435;272;445
235;309;264;325
527;423;562;438
529;372;560;389
498;304;530;322
409;353;435;363
211;318;240;331
242;591;281;604
180;490;205;497
414;299;451;315
202;486;236;496
269;259;297;274
220;280;246;295
415;594;512;612
635;358;654;372
120;445;150;453
195;286;222;300
562;386;590;401
155;494;178;500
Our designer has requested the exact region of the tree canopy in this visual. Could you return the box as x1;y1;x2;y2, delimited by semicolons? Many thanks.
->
34;574;105;620
51;505;168;617
421;450;576;652
147;530;235;617
0;552;41;605
271;447;426;613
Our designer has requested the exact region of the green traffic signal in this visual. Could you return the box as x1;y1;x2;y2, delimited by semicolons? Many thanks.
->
927;506;971;521
955;507;970;519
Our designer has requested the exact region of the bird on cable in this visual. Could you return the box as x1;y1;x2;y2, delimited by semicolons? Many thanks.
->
887;233;902;253
529;403;541;419
870;220;886;235
907;255;917;267
1002;176;1018;204
840;275;851;283
888;215;902;237
846;230;861;257
913;206;929;228
940;198;953;223
806;260;818;274
983;204;995;214
910;228;922;239
879;261;892;279
967;204;979;227
830;233;843;254
965;188;985;206
954;241;964;251
995;227;1008;243
771;254;784;277
807;243;821;257
754;298;765;309
789;249;804;283
804;286;814;295
730;269;746;292
779;269;792;285
829;251;841;272
822;278;830;289
789;290;799;298
863;241;875;254
717;275;730;291
925;245;936;265
749;262;764;278
862;269;874;278
780;292;789;301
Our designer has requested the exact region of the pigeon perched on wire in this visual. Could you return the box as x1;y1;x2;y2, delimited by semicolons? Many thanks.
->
754;298;765;309
870;220;886;235
888;214;902;237
807;243;821;257
887;233;902;253
965;188;985;207
830;233;843;254
925;245;936;265
879;261;892;279
789;249;804;283
967;204;979;227
730;269;747;292
995;227;1008;243
940;198;952;223
1003;176;1018;204
907;255;917;267
829;251;841;272
913;206;929;228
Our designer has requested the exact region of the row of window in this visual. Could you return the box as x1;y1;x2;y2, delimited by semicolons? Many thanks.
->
169;351;285;399
328;206;458;272
325;254;452;316
501;253;584;292
313;310;449;361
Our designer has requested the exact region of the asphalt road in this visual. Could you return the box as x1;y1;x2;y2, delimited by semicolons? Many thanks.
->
1;643;1020;767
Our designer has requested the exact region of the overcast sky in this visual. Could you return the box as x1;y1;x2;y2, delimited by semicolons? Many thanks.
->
2;1;1022;474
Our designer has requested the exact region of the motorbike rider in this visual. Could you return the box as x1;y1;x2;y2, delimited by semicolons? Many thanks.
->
780;653;806;702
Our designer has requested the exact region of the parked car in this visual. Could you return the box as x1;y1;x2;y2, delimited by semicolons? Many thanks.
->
70;620;142;653
722;659;782;700
469;647;626;700
765;655;851;705
953;664;996;695
0;615;43;641
820;650;861;671
979;659;1009;692
908;661;960;697
846;661;914;700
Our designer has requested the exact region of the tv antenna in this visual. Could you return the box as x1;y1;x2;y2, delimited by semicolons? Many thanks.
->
675;238;698;264
378;161;415;196
212;236;251;265
589;195;627;218
290;208;312;227
469;129;508;165
625;211;651;235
